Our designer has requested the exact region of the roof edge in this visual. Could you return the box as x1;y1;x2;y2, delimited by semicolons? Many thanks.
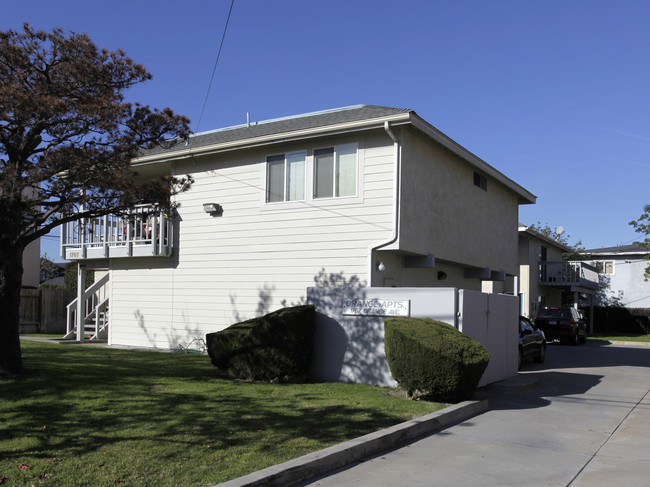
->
133;111;412;165
409;114;536;205
519;224;572;252
190;104;373;138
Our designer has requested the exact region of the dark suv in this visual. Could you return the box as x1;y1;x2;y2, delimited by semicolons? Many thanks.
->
535;307;586;345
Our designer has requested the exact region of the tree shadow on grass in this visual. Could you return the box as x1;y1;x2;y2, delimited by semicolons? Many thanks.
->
1;342;421;483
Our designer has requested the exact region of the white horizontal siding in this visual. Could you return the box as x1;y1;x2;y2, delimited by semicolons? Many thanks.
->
108;133;396;348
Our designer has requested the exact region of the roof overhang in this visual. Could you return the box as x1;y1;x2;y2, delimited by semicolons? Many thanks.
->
132;106;536;206
519;224;572;252
409;114;536;205
132;112;412;167
585;247;650;257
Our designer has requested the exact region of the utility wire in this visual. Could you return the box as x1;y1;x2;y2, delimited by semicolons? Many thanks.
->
195;0;235;134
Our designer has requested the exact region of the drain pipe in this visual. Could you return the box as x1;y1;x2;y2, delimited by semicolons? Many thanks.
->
368;121;401;286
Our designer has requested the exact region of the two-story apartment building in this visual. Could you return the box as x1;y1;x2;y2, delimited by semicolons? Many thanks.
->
518;224;599;318
583;244;650;308
61;105;536;349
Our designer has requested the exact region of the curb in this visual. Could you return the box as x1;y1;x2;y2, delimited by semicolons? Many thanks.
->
607;340;650;347
216;399;488;487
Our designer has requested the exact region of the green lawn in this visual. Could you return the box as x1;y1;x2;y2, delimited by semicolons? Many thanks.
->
1;340;444;486
589;334;650;343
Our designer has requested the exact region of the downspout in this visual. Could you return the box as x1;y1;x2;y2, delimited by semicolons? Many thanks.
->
368;121;401;286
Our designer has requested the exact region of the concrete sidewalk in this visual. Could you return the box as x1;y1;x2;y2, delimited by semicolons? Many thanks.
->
297;342;650;487
219;341;649;486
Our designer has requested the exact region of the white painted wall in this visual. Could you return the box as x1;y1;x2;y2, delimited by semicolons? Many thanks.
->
589;257;650;307
105;125;528;351
108;131;396;349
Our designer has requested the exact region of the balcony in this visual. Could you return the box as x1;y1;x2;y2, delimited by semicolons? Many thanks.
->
61;204;173;260
539;261;599;291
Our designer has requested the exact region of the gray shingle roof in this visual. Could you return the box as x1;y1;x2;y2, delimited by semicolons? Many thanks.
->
585;244;650;255
148;105;411;156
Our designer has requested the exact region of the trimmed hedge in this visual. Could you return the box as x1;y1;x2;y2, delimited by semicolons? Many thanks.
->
206;305;315;382
385;317;490;403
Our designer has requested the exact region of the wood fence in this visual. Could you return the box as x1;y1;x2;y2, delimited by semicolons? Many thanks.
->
585;306;650;335
19;288;76;334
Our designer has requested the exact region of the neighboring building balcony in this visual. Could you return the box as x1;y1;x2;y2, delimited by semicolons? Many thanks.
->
61;204;173;260
539;261;599;291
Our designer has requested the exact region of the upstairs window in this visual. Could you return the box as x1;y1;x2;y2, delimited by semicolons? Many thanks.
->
596;261;614;274
314;143;357;198
266;151;306;202
474;172;487;191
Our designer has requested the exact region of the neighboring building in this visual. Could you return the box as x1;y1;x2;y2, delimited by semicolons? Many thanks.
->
22;239;40;288
518;224;599;317
583;245;650;308
61;105;536;349
17;186;41;288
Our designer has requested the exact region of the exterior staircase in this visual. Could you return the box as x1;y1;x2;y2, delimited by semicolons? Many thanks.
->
64;272;110;341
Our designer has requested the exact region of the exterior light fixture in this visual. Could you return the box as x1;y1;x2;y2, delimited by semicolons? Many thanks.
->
377;261;386;272
203;203;223;215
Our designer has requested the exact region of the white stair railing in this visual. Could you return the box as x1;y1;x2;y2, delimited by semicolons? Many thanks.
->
65;273;110;340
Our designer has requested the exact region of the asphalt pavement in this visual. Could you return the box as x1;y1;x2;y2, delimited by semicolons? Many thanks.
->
293;341;650;487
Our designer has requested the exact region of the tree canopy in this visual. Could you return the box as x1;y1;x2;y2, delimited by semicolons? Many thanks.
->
526;221;586;260
0;24;192;374
629;204;650;281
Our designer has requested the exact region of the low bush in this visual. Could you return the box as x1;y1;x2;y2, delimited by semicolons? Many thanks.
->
385;317;490;403
206;305;315;382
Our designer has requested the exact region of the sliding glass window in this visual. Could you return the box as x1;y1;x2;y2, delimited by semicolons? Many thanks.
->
266;151;306;202
314;144;357;199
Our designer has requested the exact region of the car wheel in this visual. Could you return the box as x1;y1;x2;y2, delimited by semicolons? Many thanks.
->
572;331;579;346
535;343;546;363
580;330;587;344
518;347;523;370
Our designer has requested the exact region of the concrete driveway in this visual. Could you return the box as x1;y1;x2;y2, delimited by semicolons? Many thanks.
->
300;341;650;487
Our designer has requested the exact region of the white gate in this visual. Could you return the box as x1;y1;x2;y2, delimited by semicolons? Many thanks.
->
458;290;519;386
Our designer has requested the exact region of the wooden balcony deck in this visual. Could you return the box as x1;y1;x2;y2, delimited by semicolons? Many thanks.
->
539;261;599;291
61;205;173;260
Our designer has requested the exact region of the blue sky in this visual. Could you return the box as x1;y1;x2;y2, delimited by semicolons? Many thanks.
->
4;0;649;259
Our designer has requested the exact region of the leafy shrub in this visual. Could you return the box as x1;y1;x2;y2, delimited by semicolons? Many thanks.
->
206;305;315;382
385;317;490;403
64;263;94;292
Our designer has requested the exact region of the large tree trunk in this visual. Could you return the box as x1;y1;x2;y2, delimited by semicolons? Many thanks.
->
0;243;25;374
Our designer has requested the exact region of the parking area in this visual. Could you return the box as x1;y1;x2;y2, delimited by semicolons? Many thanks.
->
300;341;650;486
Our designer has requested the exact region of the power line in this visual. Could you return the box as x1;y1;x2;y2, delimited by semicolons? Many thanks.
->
195;0;235;134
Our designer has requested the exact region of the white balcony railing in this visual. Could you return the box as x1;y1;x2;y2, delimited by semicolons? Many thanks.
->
61;204;173;260
539;261;599;291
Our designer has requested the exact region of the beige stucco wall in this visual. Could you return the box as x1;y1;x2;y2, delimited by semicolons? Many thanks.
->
397;127;520;276
518;232;567;317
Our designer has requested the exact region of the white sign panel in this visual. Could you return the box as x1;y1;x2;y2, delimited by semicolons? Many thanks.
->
343;299;410;317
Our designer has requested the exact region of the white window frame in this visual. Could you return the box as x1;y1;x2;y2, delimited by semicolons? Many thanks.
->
265;150;306;203
313;143;359;200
